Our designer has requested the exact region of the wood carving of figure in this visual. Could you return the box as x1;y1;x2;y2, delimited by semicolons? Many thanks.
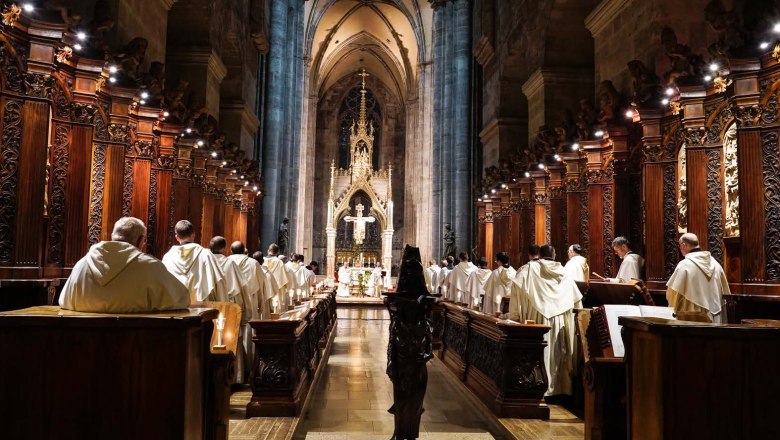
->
597;81;621;123
661;27;704;85
627;60;660;107
165;81;190;124
723;124;740;237
705;0;748;60
557;109;577;143
576;99;597;140
533;125;556;156
677;147;688;233
140;61;165;107
385;245;434;440
443;223;456;258
277;217;290;255
113;37;148;85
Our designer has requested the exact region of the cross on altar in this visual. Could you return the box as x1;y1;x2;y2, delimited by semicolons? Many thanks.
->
344;203;376;245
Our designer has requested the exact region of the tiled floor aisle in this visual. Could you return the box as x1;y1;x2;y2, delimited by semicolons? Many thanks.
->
293;307;497;440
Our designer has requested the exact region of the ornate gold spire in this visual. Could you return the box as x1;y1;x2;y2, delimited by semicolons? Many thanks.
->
349;69;374;177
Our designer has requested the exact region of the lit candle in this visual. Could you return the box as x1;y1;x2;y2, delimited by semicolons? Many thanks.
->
214;313;226;349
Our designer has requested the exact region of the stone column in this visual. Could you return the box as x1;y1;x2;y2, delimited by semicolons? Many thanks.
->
452;0;472;256
166;49;227;118
522;68;593;146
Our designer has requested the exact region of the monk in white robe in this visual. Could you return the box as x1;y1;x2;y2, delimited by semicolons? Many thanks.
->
209;237;250;383
424;261;441;293
337;263;351;297
447;253;476;303
263;244;289;312
60;217;189;313
606;236;644;283
435;260;450;297
252;251;279;316
482;252;516;315
667;233;730;323
510;245;582;396
288;255;312;300
370;264;384;296
563;244;589;282
163;220;229;303
465;258;491;308
231;244;271;319
505;245;540;321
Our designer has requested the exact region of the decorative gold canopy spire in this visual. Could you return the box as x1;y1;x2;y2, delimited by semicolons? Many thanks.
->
349;68;374;177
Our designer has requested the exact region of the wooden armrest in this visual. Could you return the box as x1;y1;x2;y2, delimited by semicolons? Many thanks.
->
200;301;242;354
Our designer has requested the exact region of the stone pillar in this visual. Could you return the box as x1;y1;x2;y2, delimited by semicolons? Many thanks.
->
479;117;525;169
452;0;472;257
115;0;177;67
166;49;227;118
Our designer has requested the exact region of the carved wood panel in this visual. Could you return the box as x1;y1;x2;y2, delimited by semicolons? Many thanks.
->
706;149;724;266
738;130;765;282
146;170;158;256
603;184;614;278
663;165;678;278
65;126;94;266
102;145;126;241
46;123;69;265
0;98;22;264
763;132;780;280
87;142;106;247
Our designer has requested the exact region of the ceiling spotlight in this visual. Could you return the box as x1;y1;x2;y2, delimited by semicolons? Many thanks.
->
662;98;670;105
76;32;87;41
108;77;116;83
140;91;149;99
709;63;719;72
139;99;146;105
501;184;508;189
185;128;192;133
665;87;675;96
210;151;217;158
491;189;496;194
240;175;245;179
571;142;580;151
108;65;118;74
231;169;237;174
761;41;770;50
774;23;780;33
704;75;712;82
483;194;489;199
257;191;262;196
196;140;204;147
537;163;545;170
524;171;531;178
554;154;561;161
594;130;604;138
73;43;82;51
221;161;227;166
625;109;634;118
253;186;258;191
22;4;34;12
163;111;170;118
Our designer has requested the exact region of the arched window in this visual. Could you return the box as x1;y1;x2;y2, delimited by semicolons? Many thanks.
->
337;86;381;169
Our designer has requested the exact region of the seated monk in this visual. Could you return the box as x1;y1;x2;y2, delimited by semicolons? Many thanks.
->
59;217;189;313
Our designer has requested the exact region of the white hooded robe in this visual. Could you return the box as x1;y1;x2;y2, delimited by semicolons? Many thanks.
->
162;242;228;303
666;250;730;323
482;265;517;314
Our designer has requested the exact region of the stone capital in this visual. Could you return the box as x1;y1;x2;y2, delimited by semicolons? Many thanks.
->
521;67;594;98
584;0;632;37
167;48;228;83
220;101;261;133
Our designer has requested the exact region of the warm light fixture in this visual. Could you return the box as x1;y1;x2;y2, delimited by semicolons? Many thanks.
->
196;140;204;147
761;41;770;50
501;184;508;189
244;181;249;186
210;151;217;158
571;142;580;151
524;171;531;178
185;128;192;133
491;189;496;194
108;65;118;73
76;32;86;40
108;77;116;83
774;23;780;33
537;163;545;170
594;130;604;138
704;75;712;82
73;43;82;51
139;99;146;105
554;154;561;161
662;98;670;105
253;186;258;191
22;4;34;12
625;109;634;118
140;91;149;99
221;161;227;166
163;111;170;118
709;63;719;72
665;87;675;96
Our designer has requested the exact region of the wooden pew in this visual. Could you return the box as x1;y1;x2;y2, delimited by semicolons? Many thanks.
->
620;317;780;440
582;280;654;308
725;293;780;323
0;306;219;440
246;293;337;417
438;301;551;419
0;278;64;312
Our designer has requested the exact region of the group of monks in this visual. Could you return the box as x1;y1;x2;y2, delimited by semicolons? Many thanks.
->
424;232;730;396
336;262;390;297
58;216;319;384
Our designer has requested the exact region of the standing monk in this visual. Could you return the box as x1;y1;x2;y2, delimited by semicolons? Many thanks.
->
263;243;288;313
162;220;229;303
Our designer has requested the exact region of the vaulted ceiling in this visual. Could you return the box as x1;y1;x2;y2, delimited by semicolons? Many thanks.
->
305;0;432;101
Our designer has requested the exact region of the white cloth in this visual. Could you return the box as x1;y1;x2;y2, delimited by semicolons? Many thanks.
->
337;266;351;297
212;254;243;300
564;255;589;282
369;267;384;296
260;265;279;315
228;254;271;318
424;265;441;293
482;265;516;315
436;267;451;297
162;243;228;302
510;259;582;396
214;253;252;384
285;262;311;301
666;251;730;323
610;253;644;282
59;241;189;313
447;262;476;303
465;268;491;307
263;256;289;311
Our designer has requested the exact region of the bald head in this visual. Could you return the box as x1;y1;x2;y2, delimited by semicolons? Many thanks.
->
679;233;700;255
111;217;146;248
209;236;227;254
231;241;246;255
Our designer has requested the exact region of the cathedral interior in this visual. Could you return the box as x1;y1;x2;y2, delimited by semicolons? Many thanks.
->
2;0;780;439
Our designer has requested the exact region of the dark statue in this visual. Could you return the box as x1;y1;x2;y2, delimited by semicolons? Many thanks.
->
278;217;290;255
661;26;704;85
443;223;456;258
627;60;661;107
385;245;435;440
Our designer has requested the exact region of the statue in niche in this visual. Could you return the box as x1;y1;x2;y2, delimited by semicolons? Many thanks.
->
140;61;165;107
576;99;597;141
499;160;512;182
556;109;577;143
627;60;661;107
164;81;190;124
597;80;622;124
113;37;148;85
724;124;740;237
277;217;290;255
661;26;704;85
705;0;749;61
533;125;557;156
87;0;114;56
385;245;434;440
443;223;456;258
677;146;688;233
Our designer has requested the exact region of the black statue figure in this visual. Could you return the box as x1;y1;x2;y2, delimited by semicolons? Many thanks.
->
384;245;435;440
277;217;290;255
443;223;456;258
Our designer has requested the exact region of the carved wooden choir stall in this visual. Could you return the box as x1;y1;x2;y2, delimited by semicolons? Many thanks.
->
0;11;262;310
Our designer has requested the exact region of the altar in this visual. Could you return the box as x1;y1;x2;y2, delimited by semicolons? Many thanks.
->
336;265;393;298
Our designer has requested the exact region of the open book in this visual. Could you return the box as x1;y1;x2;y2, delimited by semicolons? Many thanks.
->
591;305;675;357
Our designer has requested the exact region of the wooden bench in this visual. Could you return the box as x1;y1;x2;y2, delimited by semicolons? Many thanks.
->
0;306;221;439
621;317;780;439
438;301;551;419
246;292;337;417
0;278;65;311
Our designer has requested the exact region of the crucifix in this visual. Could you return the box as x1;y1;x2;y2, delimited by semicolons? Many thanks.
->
344;203;376;245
